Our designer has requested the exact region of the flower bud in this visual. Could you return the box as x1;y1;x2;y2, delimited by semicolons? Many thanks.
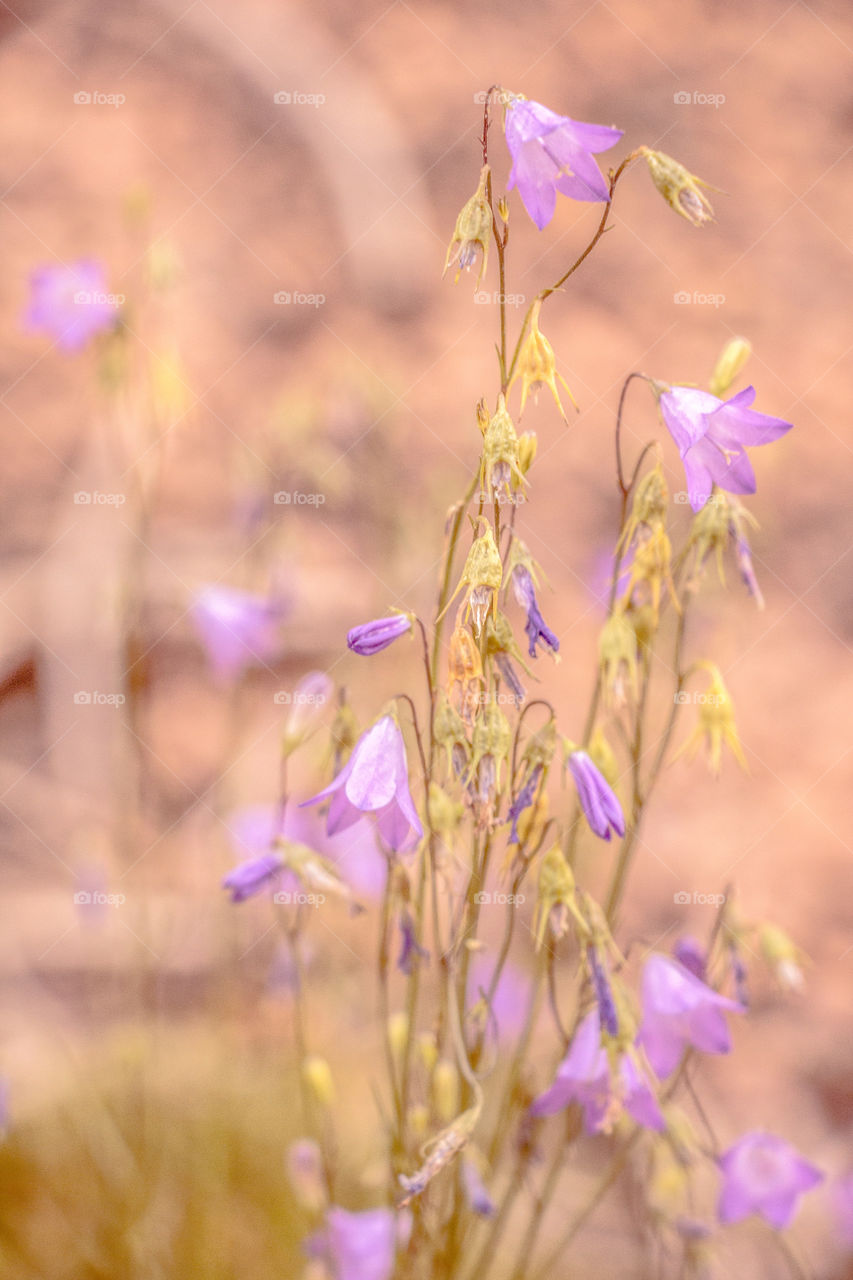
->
758;923;805;992
387;1011;409;1059
302;1056;335;1109
639;147;714;227
347;613;412;656
408;1104;430;1140
710;336;751;398
587;726;619;789
443;164;492;290
416;1031;439;1073
517;430;538;476
432;1059;459;1123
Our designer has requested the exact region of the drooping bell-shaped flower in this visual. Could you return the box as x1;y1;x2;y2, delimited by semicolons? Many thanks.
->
22;259;121;351
638;953;743;1079
510;563;559;659
717;1132;823;1230
222;851;285;903
530;1008;663;1135
567;749;625;841
504;97;623;229
301;715;423;853
307;1205;402;1280
192;584;287;681
656;383;793;513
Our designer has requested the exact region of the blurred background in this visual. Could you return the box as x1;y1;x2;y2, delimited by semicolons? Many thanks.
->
1;0;852;1275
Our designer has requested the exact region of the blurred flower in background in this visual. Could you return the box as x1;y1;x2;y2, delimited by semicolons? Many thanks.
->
21;259;122;352
191;584;289;681
717;1132;823;1229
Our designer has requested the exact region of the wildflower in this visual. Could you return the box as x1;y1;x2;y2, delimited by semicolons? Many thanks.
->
22;259;121;351
443;164;492;289
468;698;512;820
638;953;743;1079
308;1205;401;1280
508;299;578;422
504;97;623;229
675;664;747;775
222;851;285;903
507;765;543;844
598;609;638;709
192;585;287;681
462;1156;495;1217
638;147;715;226
566;749;625;841
587;945;619;1037
301;715;423;853
446;624;483;723
510;563;559;659
347;613;412;656
672;936;707;982
655;383;793;513
532;844;577;949
397;908;429;976
683;490;765;607
717;1132;823;1230
530;1008;663;1134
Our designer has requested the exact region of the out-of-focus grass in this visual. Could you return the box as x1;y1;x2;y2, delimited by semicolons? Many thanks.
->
0;1027;311;1280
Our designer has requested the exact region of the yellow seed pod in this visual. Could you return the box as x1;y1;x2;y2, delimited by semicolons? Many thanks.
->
480;394;525;497
517;431;538;477
446;625;483;724
710;336;751;397
639;146;715;226
434;692;470;768
408;1104;430;1141
508;299;578;422
416;1031;439;1073
468;699;512;793
302;1056;335;1109
443;164;492;290
432;1059;460;1124
675;663;747;775
440;522;503;636
533;844;578;950
598;609;639;709
387;1012;410;1059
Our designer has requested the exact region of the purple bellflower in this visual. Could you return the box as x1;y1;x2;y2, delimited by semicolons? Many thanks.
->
507;765;542;844
717;1132;823;1230
657;385;793;513
22;259;121;352
301;715;423;853
222;851;285;903
530;1007;663;1135
638;953;743;1079
567;750;625;841
510;564;559;659
347;614;412;655
461;1158;495;1217
672;936;707;982
308;1205;401;1280
192;585;287;681
504;98;623;230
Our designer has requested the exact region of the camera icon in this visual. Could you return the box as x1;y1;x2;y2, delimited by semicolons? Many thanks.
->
273;691;292;705
273;91;292;104
74;890;93;904
73;691;92;705
674;691;690;704
673;891;691;904
473;291;490;304
473;891;490;904
673;91;691;105
273;891;292;904
674;290;692;304
274;491;291;504
73;90;92;104
673;491;690;504
273;290;291;304
73;491;92;504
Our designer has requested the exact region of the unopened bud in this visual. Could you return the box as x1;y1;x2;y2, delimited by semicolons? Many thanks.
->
416;1031;439;1073
302;1056;335;1108
432;1059;459;1123
408;1104;430;1140
639;147;715;227
387;1011;409;1059
710;336;751;397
